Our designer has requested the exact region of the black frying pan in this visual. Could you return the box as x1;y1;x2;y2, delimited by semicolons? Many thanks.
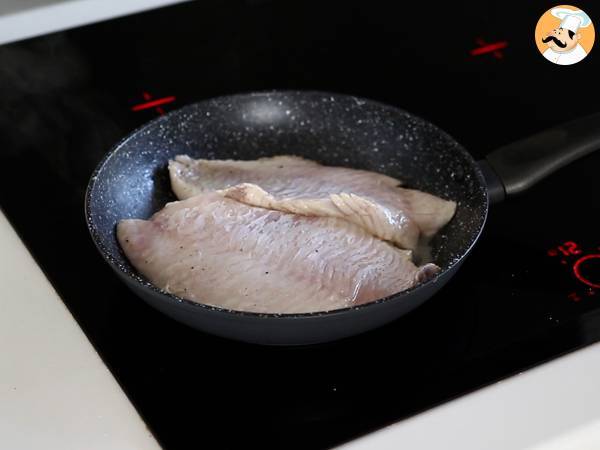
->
85;91;600;345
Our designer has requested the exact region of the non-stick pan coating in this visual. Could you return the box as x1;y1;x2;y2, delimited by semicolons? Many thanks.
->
86;91;488;344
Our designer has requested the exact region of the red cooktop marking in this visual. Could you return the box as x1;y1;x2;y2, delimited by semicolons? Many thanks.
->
131;92;176;115
471;38;508;59
131;96;176;112
573;254;600;289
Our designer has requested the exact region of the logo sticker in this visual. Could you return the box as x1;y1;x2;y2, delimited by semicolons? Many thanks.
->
535;5;594;65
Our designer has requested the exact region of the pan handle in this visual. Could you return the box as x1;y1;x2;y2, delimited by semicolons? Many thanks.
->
479;112;600;204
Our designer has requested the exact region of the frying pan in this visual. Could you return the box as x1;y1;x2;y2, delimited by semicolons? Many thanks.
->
85;91;600;345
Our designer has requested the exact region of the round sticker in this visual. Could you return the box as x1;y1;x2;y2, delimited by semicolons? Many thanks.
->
535;5;595;65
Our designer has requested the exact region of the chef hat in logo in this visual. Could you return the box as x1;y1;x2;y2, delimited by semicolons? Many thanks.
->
551;7;592;33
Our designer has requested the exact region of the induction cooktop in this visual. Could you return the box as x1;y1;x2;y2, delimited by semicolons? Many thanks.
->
0;1;599;448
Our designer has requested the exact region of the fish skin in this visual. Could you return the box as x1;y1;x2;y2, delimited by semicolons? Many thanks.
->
168;155;456;249
117;193;439;314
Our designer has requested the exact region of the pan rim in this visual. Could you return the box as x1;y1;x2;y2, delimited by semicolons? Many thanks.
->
85;89;489;320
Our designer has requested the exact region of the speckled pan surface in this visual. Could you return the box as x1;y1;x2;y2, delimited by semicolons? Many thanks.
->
85;91;488;344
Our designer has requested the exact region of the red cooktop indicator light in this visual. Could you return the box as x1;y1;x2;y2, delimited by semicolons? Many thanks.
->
131;91;176;115
573;254;600;289
471;38;508;59
547;241;598;300
547;241;582;257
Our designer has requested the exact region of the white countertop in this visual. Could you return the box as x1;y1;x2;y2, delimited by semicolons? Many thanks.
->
341;342;600;450
0;0;190;46
0;211;160;450
1;2;600;449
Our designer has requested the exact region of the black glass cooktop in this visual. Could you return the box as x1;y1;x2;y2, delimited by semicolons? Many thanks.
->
1;1;599;448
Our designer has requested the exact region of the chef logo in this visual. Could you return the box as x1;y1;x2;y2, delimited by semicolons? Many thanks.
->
535;5;595;65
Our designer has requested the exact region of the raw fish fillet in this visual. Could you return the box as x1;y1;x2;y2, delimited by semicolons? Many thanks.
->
169;155;456;249
117;193;439;314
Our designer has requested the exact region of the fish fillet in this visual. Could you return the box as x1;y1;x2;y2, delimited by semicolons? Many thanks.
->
168;155;456;249
117;193;439;314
